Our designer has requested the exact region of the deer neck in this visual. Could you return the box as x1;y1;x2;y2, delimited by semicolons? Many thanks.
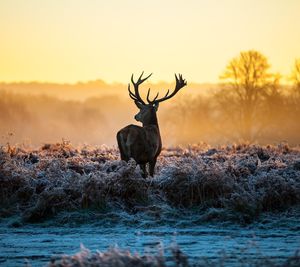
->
142;111;159;129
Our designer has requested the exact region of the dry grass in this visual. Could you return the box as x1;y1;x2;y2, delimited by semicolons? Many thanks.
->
1;142;299;223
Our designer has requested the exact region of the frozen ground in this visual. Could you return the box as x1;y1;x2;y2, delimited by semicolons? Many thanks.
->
0;143;299;266
0;216;299;266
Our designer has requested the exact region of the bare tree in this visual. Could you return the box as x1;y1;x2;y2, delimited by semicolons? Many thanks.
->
286;59;300;142
291;59;300;98
218;50;276;141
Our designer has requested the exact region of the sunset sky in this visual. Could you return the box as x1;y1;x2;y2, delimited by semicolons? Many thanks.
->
0;0;299;84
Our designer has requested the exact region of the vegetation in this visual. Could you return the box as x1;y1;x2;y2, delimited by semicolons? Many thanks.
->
218;50;279;141
1;142;299;224
47;244;300;267
291;58;300;92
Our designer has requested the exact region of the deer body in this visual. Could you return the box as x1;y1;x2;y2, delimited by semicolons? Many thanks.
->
117;72;186;177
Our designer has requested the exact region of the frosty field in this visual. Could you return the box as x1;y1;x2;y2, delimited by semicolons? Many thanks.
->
0;142;300;266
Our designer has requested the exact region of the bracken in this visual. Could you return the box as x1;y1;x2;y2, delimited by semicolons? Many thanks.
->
0;143;299;223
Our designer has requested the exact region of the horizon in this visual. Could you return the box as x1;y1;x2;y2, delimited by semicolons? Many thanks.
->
0;77;294;86
0;77;218;85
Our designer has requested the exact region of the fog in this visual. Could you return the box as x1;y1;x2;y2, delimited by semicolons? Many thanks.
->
1;80;299;147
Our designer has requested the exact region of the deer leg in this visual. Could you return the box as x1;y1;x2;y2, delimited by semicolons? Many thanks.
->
119;149;128;161
117;132;129;161
140;164;148;178
149;158;157;177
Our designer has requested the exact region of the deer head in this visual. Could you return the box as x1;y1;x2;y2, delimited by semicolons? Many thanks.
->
128;72;187;125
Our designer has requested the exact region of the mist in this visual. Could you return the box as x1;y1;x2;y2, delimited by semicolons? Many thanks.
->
1;80;299;147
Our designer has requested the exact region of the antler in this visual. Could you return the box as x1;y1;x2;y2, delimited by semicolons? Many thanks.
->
147;74;187;104
128;72;152;105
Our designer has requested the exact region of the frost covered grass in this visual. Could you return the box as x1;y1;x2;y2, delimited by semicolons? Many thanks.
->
47;244;300;267
1;142;300;224
47;244;187;267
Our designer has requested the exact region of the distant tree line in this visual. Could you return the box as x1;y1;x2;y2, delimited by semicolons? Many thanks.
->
162;50;300;145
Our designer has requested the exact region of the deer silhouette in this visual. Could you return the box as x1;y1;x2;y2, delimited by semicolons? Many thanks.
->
117;72;187;177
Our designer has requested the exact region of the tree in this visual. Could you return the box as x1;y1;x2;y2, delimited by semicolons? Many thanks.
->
286;59;300;142
218;50;276;141
291;58;300;97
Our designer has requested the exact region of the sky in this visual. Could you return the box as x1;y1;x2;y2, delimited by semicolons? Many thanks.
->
0;0;299;84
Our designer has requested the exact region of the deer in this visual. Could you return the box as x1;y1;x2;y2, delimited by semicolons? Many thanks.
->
117;72;187;178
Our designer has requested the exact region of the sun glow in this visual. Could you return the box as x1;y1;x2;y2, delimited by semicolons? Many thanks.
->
0;0;299;84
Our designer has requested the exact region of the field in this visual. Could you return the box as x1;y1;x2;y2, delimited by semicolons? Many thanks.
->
1;142;300;266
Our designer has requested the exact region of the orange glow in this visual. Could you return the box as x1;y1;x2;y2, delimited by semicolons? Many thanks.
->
0;0;299;84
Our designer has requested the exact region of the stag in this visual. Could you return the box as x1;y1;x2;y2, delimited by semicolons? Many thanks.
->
117;72;187;177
